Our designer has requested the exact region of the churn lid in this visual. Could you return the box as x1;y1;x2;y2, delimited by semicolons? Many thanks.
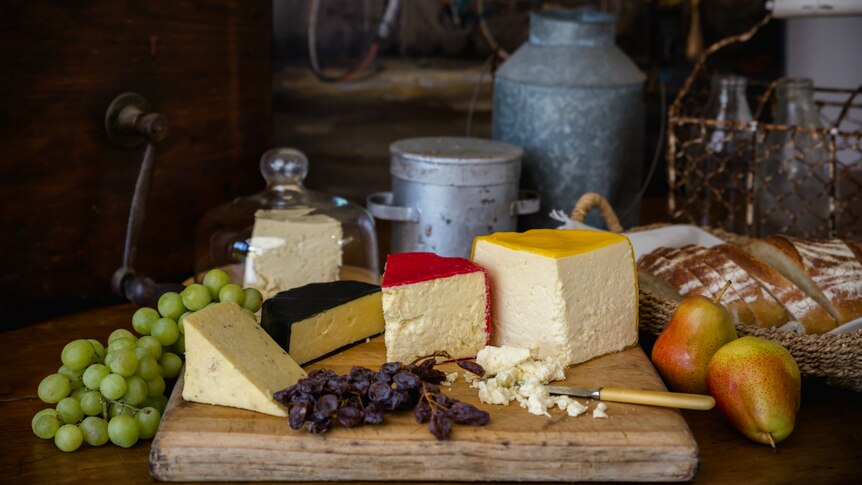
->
389;137;523;186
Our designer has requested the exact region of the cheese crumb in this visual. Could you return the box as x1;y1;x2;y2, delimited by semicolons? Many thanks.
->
444;372;458;387
469;345;585;418
592;401;609;419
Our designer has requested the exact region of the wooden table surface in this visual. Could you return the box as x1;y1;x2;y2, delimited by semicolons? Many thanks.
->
2;304;861;484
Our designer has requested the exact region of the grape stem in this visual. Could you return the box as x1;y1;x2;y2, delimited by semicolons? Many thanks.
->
409;351;452;366
100;397;144;418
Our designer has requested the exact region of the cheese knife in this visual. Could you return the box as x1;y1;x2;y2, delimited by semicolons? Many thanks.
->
545;386;715;410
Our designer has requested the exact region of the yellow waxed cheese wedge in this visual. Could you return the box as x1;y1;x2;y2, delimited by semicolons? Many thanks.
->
472;229;638;367
182;302;307;416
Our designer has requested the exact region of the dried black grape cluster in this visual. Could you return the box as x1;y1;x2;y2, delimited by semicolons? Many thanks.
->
273;356;490;440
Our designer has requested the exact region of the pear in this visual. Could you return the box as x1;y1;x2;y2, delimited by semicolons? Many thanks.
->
706;336;801;448
651;281;737;394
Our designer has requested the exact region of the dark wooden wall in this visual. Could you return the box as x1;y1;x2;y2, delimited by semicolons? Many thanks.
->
0;1;272;328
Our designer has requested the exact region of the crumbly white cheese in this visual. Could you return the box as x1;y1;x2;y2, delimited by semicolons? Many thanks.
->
468;345;586;418
472;236;637;367
592;401;609;419
444;372;459;387
383;271;487;362
244;208;342;299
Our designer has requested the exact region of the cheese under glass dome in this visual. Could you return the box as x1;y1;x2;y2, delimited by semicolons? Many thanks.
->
194;148;379;299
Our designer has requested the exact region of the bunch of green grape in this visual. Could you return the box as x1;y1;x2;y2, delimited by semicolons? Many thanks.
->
31;269;263;452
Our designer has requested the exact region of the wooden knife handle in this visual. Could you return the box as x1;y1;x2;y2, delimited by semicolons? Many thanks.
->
599;387;715;411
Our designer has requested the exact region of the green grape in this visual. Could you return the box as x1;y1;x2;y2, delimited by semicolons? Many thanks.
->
157;292;186;320
59;366;85;391
109;402;135;418
69;386;88;401
108;349;138;377
100;373;127;400
242;287;263;312
242;308;257;322
151;318;179;346
177;311;192;334
88;339;107;361
108;415;140;448
58;364;85;381
108;337;137;353
140;395;169;416
54;424;84;452
135;407;162;439
203;268;230;299
82;364;110;390
132;307;160;335
135;355;161;380
56;397;84;424
146;376;166;398
133;347;150;361
218;283;245;306
32;409;62;439
171;334;185;355
61;339;97;371
136;336;163;360
79;416;109;447
108;328;136;344
122;376;148;406
38;374;71;403
79;390;104;416
159;352;183;379
181;283;212;311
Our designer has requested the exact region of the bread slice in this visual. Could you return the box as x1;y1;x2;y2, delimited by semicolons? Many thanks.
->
746;236;862;324
669;246;757;325
695;246;789;328
714;243;836;333
637;247;707;301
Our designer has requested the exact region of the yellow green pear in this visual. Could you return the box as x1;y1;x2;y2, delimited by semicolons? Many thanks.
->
651;282;738;393
706;336;801;448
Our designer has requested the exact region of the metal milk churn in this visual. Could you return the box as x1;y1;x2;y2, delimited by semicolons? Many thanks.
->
366;137;539;259
493;9;646;228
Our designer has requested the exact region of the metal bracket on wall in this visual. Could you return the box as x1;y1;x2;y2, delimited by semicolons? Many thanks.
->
105;92;183;306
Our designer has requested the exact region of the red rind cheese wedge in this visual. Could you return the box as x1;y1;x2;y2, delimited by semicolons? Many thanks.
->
381;252;491;362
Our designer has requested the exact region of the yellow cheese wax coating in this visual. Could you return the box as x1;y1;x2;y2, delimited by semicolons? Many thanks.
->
472;229;630;259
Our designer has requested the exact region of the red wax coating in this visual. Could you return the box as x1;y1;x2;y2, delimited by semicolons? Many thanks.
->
381;252;491;344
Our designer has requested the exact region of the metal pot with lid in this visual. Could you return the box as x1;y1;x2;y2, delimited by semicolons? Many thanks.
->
367;137;539;258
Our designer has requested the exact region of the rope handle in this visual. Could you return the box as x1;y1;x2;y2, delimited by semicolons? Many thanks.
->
569;193;624;233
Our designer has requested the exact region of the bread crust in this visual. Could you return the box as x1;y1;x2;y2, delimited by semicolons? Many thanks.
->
715;243;836;333
747;236;862;324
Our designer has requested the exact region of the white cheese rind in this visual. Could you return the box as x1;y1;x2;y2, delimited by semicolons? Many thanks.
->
182;302;307;416
473;238;637;367
245;208;343;299
382;271;487;362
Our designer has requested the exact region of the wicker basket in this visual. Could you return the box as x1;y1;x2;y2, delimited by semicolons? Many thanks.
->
570;192;862;392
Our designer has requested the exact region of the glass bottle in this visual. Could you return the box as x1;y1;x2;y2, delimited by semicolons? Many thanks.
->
194;148;380;300
755;78;829;237
686;74;753;232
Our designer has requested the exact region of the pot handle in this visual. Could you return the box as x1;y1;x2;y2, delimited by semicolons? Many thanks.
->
366;192;419;222
511;190;540;215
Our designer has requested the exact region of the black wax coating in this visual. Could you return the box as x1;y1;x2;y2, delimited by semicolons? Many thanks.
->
261;280;381;351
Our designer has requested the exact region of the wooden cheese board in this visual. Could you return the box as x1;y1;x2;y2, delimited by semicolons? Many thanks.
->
150;338;699;482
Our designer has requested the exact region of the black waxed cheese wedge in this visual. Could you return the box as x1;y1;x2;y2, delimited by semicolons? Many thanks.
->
261;281;383;365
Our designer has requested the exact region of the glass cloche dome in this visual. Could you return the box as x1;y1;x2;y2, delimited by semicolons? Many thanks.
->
194;148;379;299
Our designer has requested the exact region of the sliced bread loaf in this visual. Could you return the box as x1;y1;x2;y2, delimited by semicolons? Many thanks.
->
715;243;836;333
746;236;862;324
